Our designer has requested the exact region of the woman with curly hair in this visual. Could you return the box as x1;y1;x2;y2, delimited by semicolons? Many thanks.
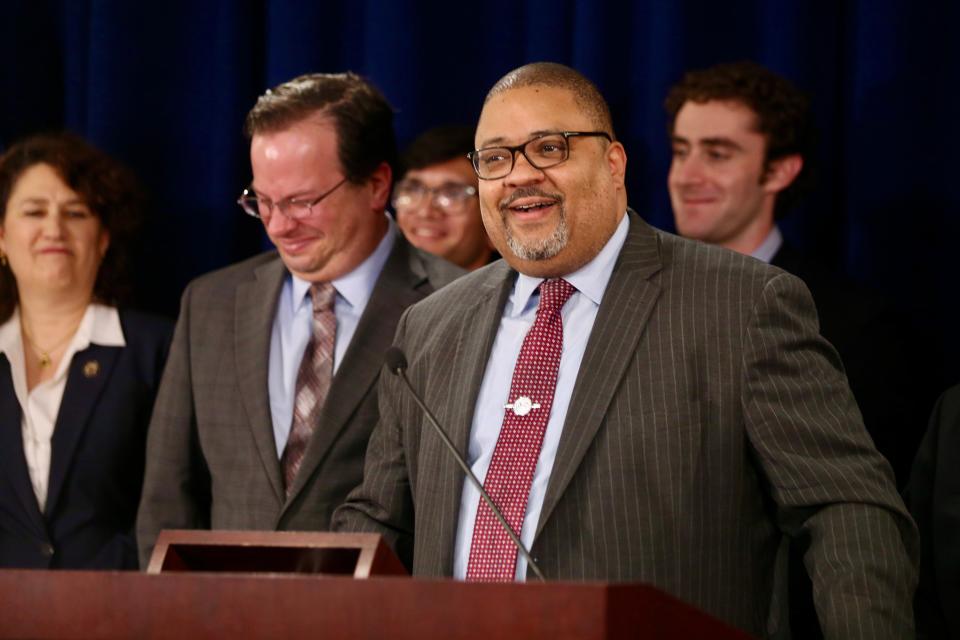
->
0;132;172;569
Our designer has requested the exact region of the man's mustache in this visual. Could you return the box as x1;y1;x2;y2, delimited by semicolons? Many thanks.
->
499;188;564;211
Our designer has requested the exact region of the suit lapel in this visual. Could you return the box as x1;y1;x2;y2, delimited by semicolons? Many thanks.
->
284;237;427;504
235;256;287;503
435;263;514;574
0;356;46;536
45;345;120;517
535;213;664;538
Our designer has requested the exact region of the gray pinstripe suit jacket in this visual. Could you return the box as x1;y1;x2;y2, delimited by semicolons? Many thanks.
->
136;236;463;568
333;212;918;638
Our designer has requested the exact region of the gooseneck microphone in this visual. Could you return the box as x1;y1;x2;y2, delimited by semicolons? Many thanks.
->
384;346;546;582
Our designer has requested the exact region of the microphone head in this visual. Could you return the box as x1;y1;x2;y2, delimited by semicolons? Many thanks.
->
384;346;408;375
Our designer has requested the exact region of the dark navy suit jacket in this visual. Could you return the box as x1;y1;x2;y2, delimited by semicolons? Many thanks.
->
0;309;172;569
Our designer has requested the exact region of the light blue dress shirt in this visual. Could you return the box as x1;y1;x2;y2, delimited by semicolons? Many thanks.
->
452;213;630;580
750;225;783;264
268;215;397;458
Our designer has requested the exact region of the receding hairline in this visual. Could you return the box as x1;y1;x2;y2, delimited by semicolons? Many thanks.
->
248;110;337;139
483;62;615;137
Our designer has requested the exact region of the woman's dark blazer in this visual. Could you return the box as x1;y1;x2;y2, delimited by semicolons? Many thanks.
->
0;309;173;569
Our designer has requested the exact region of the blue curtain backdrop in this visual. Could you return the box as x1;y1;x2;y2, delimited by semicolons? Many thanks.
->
1;0;957;390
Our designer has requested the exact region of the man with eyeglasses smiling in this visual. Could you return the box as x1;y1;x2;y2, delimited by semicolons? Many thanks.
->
393;126;495;271
334;62;917;638
137;72;463;566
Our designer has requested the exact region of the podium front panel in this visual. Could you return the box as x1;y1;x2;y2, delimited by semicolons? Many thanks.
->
0;570;753;639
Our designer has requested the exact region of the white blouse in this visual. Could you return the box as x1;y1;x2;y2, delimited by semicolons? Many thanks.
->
0;304;125;512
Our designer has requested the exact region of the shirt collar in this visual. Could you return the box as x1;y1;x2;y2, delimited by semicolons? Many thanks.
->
75;303;126;349
750;225;783;264
508;211;631;317
290;213;398;312
0;303;125;357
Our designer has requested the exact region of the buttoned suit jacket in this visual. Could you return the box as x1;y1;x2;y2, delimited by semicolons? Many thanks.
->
333;212;918;639
0;310;172;569
136;237;463;567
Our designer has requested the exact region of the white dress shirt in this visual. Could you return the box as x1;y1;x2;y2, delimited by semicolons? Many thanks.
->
268;215;397;458
0;304;125;512
453;213;630;580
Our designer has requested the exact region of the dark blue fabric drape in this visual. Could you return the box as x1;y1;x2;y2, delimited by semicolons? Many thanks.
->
1;0;957;389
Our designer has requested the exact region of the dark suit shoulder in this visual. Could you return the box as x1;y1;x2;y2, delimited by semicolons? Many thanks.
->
940;383;960;416
405;222;795;329
416;250;467;291
117;308;175;343
404;258;510;317
115;308;175;381
401;241;467;291
644;228;829;361
769;244;898;360
654;226;791;294
771;243;891;322
185;251;280;296
929;384;960;442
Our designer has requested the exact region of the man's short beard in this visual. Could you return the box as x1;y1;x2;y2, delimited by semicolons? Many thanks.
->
502;203;569;261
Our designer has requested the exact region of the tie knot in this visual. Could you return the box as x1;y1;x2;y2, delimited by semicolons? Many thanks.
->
309;282;337;315
538;278;576;315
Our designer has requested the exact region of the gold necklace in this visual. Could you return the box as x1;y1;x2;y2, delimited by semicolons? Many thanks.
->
21;323;79;368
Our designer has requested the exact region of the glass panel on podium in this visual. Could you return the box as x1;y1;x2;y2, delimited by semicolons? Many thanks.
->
146;530;407;577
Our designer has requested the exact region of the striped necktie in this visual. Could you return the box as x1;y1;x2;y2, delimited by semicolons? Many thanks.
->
281;282;337;497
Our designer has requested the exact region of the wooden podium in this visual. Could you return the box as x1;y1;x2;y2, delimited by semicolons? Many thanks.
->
0;531;753;639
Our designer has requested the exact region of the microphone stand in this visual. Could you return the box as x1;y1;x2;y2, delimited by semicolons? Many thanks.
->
388;353;546;582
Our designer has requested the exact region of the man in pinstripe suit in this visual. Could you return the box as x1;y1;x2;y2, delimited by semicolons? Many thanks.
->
333;63;917;638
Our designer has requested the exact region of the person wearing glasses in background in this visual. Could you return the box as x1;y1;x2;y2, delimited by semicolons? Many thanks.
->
393;126;496;271
136;72;464;567
334;62;917;638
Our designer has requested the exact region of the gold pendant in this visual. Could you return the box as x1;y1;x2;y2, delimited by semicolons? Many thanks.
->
38;353;51;368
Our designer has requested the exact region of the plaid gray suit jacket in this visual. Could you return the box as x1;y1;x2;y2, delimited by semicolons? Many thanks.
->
136;236;463;567
333;212;918;639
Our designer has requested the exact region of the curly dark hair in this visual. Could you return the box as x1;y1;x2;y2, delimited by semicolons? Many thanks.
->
244;72;398;184
0;132;143;322
664;61;816;217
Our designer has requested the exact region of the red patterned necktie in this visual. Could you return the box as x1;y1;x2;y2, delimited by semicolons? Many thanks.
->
466;277;576;581
281;282;337;497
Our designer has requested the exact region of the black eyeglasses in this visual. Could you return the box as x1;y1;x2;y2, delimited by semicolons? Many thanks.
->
468;131;612;180
237;177;348;221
